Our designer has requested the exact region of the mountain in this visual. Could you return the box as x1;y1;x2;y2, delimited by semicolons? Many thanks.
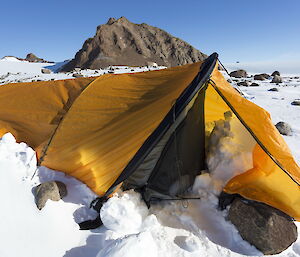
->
61;17;206;71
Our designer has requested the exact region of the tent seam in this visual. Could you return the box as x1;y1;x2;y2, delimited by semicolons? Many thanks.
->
37;76;103;166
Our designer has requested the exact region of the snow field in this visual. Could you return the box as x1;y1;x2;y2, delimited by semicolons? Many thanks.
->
0;58;300;256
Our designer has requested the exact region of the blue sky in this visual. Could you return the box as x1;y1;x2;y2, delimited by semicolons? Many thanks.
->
1;0;300;65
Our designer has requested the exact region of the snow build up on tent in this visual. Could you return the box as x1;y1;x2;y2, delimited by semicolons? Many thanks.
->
0;53;300;227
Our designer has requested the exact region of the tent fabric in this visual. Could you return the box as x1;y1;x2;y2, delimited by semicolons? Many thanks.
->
0;63;202;195
1;54;300;220
0;77;95;149
207;65;300;219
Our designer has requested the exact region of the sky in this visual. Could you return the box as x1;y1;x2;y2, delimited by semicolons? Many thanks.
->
1;0;300;71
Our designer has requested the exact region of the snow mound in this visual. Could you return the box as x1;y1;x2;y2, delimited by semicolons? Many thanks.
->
97;231;157;257
100;190;149;233
0;56;23;62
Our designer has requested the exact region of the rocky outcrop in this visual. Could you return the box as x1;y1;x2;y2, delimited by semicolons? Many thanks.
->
26;53;53;63
34;181;67;210
228;198;297;255
229;70;247;78
61;17;207;71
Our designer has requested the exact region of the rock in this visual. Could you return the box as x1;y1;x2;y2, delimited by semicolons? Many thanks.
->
228;198;297;255
268;87;279;92
271;71;280;76
72;73;83;78
250;82;259;87
261;73;271;79
271;75;282;83
237;81;249;87
26;53;52;63
61;17;206;71
34;181;67;210
291;100;300;106
275;121;292;136
229;70;247;78
41;68;52;74
254;74;266;80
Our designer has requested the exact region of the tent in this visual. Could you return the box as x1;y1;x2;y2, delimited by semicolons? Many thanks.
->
1;53;300;220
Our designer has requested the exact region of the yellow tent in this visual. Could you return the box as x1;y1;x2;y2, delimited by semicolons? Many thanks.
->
0;53;300;220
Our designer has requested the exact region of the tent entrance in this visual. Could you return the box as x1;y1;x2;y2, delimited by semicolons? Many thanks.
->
123;88;206;201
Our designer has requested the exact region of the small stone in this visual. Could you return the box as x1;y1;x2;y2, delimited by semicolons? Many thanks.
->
72;73;83;78
250;82;259;87
268;88;279;92
34;181;67;210
228;198;297;255
275;121;292;136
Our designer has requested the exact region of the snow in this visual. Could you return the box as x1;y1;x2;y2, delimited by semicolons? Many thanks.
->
0;56;23;62
0;60;300;256
0;58;165;85
206;115;256;192
96;231;158;257
100;191;149;234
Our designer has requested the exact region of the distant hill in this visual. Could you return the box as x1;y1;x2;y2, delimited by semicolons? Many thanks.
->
25;53;53;63
62;17;206;71
1;53;53;63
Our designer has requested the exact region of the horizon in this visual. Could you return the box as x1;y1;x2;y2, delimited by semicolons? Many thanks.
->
1;0;300;73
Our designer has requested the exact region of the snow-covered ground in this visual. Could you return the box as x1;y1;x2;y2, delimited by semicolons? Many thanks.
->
0;57;165;85
1;58;300;257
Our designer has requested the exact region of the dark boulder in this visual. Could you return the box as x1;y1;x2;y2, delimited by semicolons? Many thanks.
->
254;74;266;80
291;100;300;106
228;198;297;255
268;87;279;92
229;70;247;78
272;71;280;76
271;75;282;83
275;121;292;136
34;181;67;210
250;82;260;87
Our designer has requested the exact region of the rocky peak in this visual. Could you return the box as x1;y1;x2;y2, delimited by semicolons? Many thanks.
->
106;17;116;25
62;17;206;71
